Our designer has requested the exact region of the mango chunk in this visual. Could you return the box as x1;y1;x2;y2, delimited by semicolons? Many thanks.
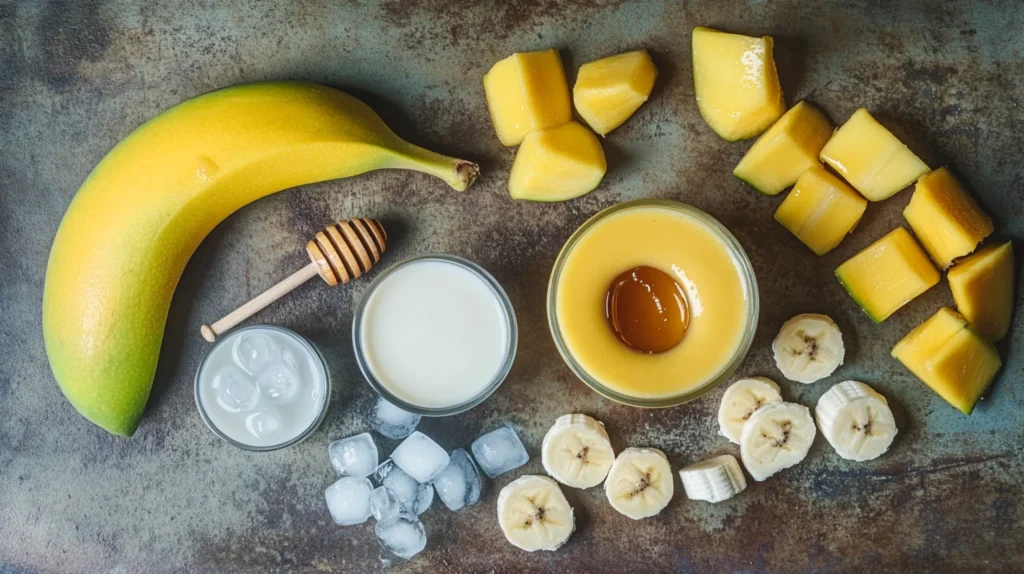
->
734;101;834;195
835;227;939;322
692;27;786;141
819;109;929;201
508;121;606;202
948;242;1015;341
574;50;657;136
775;166;868;255
892;307;1002;414
903;167;994;268
484;49;572;146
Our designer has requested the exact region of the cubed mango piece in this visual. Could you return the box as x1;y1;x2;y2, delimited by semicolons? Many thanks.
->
819;109;929;201
903;167;993;268
774;166;868;255
892;307;1002;414
948;242;1015;341
734;101;834;196
508;121;606;202
835;227;939;322
573;50;657;136
692;27;786;141
484;49;571;146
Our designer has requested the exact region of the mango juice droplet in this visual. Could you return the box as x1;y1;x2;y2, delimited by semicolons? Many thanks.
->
605;266;689;354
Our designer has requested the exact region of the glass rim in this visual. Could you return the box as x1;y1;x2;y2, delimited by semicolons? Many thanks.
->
546;199;760;408
193;323;332;451
351;253;519;417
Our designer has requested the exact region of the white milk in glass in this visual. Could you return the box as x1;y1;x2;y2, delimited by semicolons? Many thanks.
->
197;327;328;448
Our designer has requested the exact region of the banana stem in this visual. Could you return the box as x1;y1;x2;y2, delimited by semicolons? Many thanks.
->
391;142;480;191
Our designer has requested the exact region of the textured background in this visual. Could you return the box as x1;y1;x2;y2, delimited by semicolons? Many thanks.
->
1;1;1022;572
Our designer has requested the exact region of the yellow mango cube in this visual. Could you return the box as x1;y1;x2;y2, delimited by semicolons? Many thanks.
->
734;101;834;195
835;227;939;322
892;307;1002;414
508;121;606;202
903;167;993;268
484;49;572;146
819;109;929;201
573;50;657;136
948;242;1015;341
692;27;786;141
774;166;868;255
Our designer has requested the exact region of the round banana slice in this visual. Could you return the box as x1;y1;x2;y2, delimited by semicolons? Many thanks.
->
604;447;674;520
717;377;784;444
541;414;616;489
679;454;747;503
773;313;845;384
815;380;897;461
496;475;575;552
739;402;817;482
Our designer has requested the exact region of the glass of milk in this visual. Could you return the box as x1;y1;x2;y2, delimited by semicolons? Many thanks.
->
353;254;518;416
194;325;330;450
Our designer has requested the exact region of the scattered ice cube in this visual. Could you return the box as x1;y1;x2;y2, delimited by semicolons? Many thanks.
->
245;410;281;439
233;332;278;375
325;476;373;526
255;361;300;400
368;397;422;440
432;448;482;511
373;460;433;515
329;433;379;478
391;431;450;483
212;367;259;413
375;511;427;560
369;486;401;522
471;424;529;478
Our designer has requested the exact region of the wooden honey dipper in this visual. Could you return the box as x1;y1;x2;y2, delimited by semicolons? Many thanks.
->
200;218;387;342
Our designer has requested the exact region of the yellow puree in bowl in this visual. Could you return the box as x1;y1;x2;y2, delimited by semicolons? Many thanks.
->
555;206;750;399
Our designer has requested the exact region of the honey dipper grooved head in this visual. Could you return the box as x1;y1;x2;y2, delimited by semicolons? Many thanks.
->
306;218;386;286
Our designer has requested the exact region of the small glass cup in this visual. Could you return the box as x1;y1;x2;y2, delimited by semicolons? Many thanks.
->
547;199;759;408
352;254;518;417
194;324;331;451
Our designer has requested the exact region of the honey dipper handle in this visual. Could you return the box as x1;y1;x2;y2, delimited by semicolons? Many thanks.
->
200;263;320;343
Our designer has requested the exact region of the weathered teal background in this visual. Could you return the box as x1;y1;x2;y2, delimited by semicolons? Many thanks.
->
1;0;1021;572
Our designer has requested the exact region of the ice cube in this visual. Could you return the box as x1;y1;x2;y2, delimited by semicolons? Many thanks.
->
245;410;282;439
233;332;278;375
325;476;373;526
373;460;433;516
432;448;482;511
369;486;401;522
375;511;427;560
470;424;529;478
212;367;259;413
391;431;450;483
368;397;422;440
329;433;379;478
255;361;300;401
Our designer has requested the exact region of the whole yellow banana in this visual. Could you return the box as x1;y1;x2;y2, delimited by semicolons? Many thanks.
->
42;81;479;436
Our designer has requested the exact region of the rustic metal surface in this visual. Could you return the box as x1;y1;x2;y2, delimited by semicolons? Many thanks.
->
1;1;1022;572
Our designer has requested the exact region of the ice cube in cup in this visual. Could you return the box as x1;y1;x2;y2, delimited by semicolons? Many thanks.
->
255;361;300;400
369;486;402;522
325;476;373;526
212;367;259;413
432;448;483;511
471;424;529;478
391;431;450;483
368;397;422;440
373;460;433;515
244;410;281;439
375;511;427;560
233;332;279;375
329;433;379;478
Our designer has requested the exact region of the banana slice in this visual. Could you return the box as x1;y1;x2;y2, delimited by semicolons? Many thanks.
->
739;402;816;481
497;475;575;552
717;377;784;444
815;380;897;461
541;414;616;489
604;447;674;519
773;313;845;384
679;454;747;503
